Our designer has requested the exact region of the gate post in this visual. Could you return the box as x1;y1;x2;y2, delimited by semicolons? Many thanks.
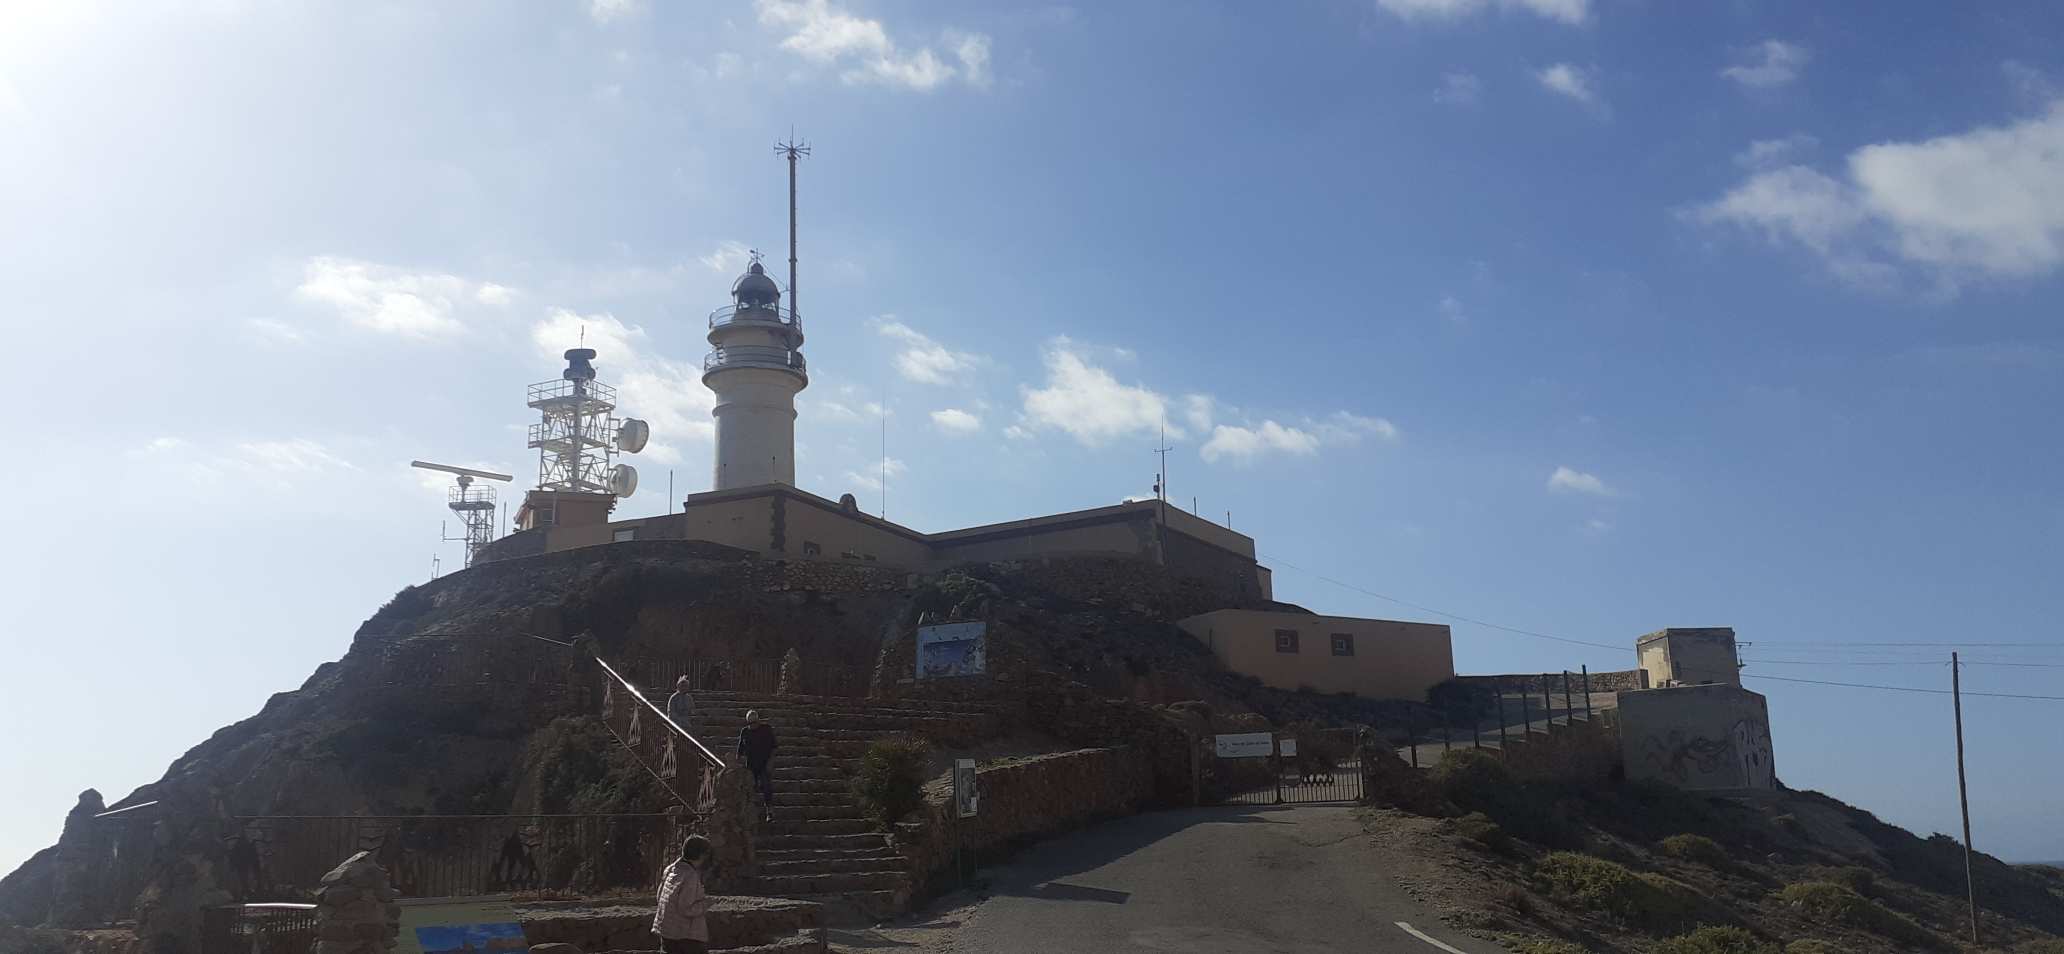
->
1521;685;1533;739
1273;735;1285;805
1407;712;1418;769
1582;666;1593;719
1562;671;1574;721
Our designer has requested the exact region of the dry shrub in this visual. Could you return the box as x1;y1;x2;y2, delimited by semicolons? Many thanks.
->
1774;882;1937;949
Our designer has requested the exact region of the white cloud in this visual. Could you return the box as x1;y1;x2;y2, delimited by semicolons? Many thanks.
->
530;308;714;465
474;283;515;306
1375;0;1588;25
1019;339;1178;446
1434;72;1482;106
132;436;357;485
1536;63;1604;112
1721;40;1808;90
293;257;501;338
1201;421;1320;463
844;457;906;492
875;319;980;384
699;241;754;274
1734;134;1818;169
1584;518;1613;534
589;0;643;23
1438;294;1466;323
1547;465;1612;496
930;408;981;435
2003;60;2057;105
1181;394;1215;434
1691;101;2064;287
755;0;993;92
1313;411;1399;444
1001;424;1030;440
246;318;305;345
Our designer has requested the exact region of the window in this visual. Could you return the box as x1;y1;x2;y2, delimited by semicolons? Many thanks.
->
803;541;822;556
1274;629;1300;653
612;528;635;543
1331;633;1354;657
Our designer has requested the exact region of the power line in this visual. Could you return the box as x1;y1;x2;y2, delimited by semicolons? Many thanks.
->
1744;672;2064;701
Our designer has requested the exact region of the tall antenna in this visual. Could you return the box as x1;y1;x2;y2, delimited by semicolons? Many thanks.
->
880;405;888;520
1153;419;1174;523
775;135;810;321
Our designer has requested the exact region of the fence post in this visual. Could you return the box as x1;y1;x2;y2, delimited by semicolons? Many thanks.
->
1408;712;1419;769
1521;684;1533;738
1471;702;1482;750
1541;675;1552;726
1274;735;1285;804
1497;678;1510;750
1562;670;1573;720
1582;666;1593;719
1441;710;1452;753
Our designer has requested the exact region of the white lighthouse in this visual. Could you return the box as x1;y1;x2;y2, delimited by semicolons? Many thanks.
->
703;255;807;490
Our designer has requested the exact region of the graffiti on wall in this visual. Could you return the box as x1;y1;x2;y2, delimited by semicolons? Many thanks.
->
1638;717;1773;789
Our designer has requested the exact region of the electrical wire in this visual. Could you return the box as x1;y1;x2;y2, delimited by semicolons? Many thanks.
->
1744;672;2064;701
1259;552;1627;653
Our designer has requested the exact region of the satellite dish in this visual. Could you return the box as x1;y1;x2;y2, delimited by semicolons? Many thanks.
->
609;463;639;497
616;419;650;454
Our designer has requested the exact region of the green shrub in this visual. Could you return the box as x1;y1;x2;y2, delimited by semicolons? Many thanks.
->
1803;865;1875;895
1431;748;1515;801
1534;852;1700;933
2013;940;2064;954
1781;942;1843;954
1652;926;1779;954
1658;833;1730;868
1774;882;1935;948
854;737;931;828
1455;811;1510;851
1496;934;1588;954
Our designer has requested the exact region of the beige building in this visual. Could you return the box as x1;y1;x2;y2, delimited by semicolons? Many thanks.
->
478;483;1274;604
1176;609;1454;701
1618;683;1775;792
1636;627;1741;688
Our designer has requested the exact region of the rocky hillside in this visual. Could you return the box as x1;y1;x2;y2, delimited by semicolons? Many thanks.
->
1362;748;2064;954
0;540;1428;935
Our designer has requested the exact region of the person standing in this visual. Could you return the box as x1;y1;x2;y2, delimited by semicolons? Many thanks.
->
652;835;712;954
736;710;778;817
665;676;695;737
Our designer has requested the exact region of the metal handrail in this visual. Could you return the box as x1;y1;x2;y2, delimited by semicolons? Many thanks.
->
709;304;803;333
702;346;807;375
595;655;728;770
526;377;618;407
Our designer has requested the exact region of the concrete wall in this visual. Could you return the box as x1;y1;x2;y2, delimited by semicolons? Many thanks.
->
903;747;1155;898
930;508;1155;565
778;493;934;566
1637;628;1741;687
1176;610;1455;701
1618;683;1776;792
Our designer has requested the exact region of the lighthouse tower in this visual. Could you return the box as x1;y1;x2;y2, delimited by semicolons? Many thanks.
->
703;255;807;490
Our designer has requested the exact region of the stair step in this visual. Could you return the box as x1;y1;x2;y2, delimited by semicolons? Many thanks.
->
771;778;852;794
772;765;855;780
759;856;906;875
769;792;860;808
751;870;909;894
720;931;825;954
756;847;903;863
757;818;877;836
755;832;893;852
766;804;868;821
758;889;902;925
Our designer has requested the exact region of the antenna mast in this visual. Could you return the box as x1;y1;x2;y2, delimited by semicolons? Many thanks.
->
775;136;810;321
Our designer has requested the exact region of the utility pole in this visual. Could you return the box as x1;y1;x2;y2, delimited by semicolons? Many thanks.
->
1153;420;1173;525
1952;651;1979;945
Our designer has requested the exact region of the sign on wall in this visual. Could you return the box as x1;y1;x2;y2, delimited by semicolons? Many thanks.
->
917;621;987;679
953;758;979;818
1214;732;1273;759
396;899;526;954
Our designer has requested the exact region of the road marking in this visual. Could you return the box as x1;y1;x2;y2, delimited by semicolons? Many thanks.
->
1395;921;1472;954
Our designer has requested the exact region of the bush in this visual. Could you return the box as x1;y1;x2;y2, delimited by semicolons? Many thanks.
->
1774;882;1936;948
1534;852;1700;933
1653;926;1779;954
1431;750;1580;847
1803;865;1876;895
1658;833;1730;868
854;737;931;828
2014;941;2064;954
1431;748;1515;802
1455;811;1510;852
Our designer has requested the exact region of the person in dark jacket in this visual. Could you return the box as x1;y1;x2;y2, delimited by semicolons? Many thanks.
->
736;710;777;815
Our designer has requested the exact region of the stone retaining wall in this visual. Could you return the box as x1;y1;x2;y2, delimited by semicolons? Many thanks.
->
515;896;823;952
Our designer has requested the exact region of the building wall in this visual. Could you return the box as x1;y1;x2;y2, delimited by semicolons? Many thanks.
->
1637;628;1741;687
778;493;933;566
931;511;1155;566
1617;684;1775;792
1161;525;1270;604
1176;609;1454;701
1161;506;1255;559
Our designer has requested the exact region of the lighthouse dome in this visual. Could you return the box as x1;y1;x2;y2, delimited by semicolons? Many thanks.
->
732;261;782;309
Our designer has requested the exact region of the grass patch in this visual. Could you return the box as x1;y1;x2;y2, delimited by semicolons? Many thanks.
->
1653;926;1779;954
853;737;931;828
1781;942;1843;954
1495;934;1588;954
1534;852;1702;933
1774;881;1937;948
1455;811;1510;852
1432;749;1579;847
1659;833;1731;868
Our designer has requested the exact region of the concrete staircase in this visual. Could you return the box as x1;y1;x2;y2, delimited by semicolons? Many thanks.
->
664;690;1001;922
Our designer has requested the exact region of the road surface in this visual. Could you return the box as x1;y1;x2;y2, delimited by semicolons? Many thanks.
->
832;805;1491;954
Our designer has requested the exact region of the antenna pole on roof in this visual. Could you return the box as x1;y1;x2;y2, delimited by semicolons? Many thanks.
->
775;135;811;321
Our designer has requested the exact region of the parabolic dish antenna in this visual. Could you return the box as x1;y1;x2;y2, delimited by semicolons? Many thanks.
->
609;463;639;497
616;418;650;454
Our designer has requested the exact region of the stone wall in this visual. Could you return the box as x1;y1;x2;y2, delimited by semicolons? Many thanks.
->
1455;669;1649;693
1619;684;1776;792
1159;524;1269;605
515;896;823;952
897;747;1154;899
313;851;398;954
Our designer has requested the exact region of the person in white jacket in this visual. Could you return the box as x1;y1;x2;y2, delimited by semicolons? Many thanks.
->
652;834;712;953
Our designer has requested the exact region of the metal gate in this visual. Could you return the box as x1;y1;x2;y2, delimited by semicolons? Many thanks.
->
1214;728;1363;805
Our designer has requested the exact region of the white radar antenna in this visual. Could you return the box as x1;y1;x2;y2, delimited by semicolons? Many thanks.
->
526;347;648;499
410;460;513;567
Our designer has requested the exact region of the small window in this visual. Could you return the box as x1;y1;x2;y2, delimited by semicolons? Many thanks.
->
1331;633;1354;657
612;528;635;543
1274;629;1300;653
803;541;822;556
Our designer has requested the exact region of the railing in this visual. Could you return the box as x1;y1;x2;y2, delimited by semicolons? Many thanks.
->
202;903;320;954
709;304;803;334
613;654;870;698
702;346;807;376
448;485;497;509
526;377;618;407
226;814;683;900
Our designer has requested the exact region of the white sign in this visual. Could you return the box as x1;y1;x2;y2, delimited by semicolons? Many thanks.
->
953;758;979;818
1214;732;1274;759
917;621;988;679
1279;738;1297;758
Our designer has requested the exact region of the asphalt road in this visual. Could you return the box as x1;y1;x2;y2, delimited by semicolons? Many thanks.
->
834;805;1492;954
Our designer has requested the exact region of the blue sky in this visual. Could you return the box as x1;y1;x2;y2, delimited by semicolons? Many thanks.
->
3;0;2063;873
